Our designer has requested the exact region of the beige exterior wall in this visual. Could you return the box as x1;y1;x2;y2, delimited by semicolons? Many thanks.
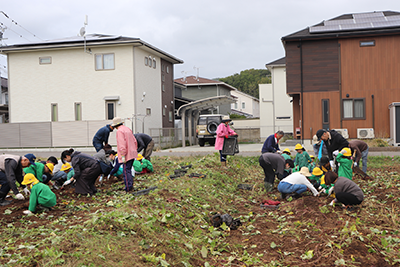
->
8;45;135;123
259;65;292;139
132;48;162;134
230;89;260;117
231;118;259;128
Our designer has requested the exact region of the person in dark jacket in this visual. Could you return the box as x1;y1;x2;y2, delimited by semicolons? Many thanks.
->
316;129;349;170
92;124;114;152
348;140;369;173
325;171;364;211
0;154;32;205
61;149;101;195
261;131;284;154
134;133;154;161
259;153;285;192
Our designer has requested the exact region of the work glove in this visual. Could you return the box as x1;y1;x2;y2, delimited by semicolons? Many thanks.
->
340;149;347;155
225;135;229;139
276;150;282;154
329;199;336;206
333;150;339;157
328;186;335;196
15;193;25;200
330;160;336;171
107;175;111;180
354;162;358;167
23;187;31;196
122;156;126;164
23;210;32;215
319;188;325;194
62;180;72;187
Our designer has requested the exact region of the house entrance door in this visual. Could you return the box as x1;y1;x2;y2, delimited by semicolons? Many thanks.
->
322;99;329;130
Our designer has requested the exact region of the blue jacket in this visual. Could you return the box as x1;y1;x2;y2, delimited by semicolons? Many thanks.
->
261;134;280;153
93;125;112;145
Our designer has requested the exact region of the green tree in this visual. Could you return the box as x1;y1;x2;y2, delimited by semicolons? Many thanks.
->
218;69;271;98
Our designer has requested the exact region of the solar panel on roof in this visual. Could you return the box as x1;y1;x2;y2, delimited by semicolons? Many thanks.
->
309;11;400;34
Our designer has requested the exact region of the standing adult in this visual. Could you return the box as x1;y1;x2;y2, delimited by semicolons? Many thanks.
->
258;152;286;192
0;154;32;205
134;133;154;161
316;129;349;170
348;140;369;173
92;124;114;152
215;115;237;166
261;131;284;154
61;149;101;195
325;171;364;211
113;117;138;192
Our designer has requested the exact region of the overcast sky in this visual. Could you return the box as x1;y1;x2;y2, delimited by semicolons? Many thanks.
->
1;0;400;79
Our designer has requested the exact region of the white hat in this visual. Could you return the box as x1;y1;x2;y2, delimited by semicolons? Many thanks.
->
221;115;232;122
111;117;124;127
299;167;312;177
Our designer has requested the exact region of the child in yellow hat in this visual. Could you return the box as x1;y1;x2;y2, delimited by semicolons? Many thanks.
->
59;163;75;188
133;154;153;174
21;174;56;214
294;143;312;170
281;148;291;160
336;147;353;180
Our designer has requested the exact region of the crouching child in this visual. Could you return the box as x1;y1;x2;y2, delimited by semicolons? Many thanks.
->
21;174;56;214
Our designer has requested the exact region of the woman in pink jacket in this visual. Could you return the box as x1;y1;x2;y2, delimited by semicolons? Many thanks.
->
113;117;138;192
215;116;237;166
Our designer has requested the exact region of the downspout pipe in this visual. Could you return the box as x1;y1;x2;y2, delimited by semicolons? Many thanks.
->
371;95;375;129
298;40;304;144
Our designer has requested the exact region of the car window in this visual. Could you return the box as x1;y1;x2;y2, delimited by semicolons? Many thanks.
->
198;117;207;125
207;116;221;123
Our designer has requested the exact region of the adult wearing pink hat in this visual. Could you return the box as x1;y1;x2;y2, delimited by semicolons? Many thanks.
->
113;117;138;192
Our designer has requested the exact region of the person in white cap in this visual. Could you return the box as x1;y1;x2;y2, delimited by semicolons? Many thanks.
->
113;117;138;192
277;167;319;199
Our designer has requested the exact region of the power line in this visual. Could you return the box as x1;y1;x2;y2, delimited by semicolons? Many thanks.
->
0;11;43;41
0;21;33;43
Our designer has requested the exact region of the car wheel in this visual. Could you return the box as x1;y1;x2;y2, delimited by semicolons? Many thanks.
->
198;139;205;147
207;121;218;134
209;139;215;146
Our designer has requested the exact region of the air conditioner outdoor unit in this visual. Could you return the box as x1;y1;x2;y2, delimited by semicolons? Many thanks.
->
357;128;375;139
333;129;349;139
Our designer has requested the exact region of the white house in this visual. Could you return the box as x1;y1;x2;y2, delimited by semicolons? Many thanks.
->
1;34;183;134
259;57;293;139
230;89;259;117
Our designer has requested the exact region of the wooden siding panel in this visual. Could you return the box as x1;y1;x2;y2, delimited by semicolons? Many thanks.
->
340;36;400;138
285;40;339;94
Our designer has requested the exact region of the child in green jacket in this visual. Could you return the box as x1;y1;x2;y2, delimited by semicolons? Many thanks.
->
335;148;353;180
133;154;154;174
281;148;292;161
308;155;316;172
294;144;311;170
21;174;56;214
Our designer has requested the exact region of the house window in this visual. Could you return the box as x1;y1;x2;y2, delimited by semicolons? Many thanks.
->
106;101;116;120
163;108;166;116
166;66;169;74
39;57;52;64
162;84;165;92
360;40;375;47
149;57;152;68
153;59;156;69
234;102;238;109
322;99;329;124
5;93;8;105
162;64;165;72
75;102;82;121
169;111;173;122
242;102;245;109
146;108;151;115
51;103;58;122
343;98;365;119
162;74;165;82
95;53;115;70
144;57;148;66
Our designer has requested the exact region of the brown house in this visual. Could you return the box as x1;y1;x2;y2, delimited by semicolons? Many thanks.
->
282;11;400;140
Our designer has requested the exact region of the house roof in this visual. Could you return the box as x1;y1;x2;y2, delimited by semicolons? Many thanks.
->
282;11;400;42
176;95;236;116
0;34;183;64
174;76;237;91
265;57;285;67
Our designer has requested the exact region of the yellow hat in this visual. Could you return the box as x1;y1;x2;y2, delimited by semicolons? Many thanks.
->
283;148;291;155
340;147;351;157
312;167;323;176
46;163;54;174
137;154;144;161
310;155;315;159
295;143;304;150
21;173;39;186
60;163;72;171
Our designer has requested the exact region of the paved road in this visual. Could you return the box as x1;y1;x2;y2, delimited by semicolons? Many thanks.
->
0;143;399;158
